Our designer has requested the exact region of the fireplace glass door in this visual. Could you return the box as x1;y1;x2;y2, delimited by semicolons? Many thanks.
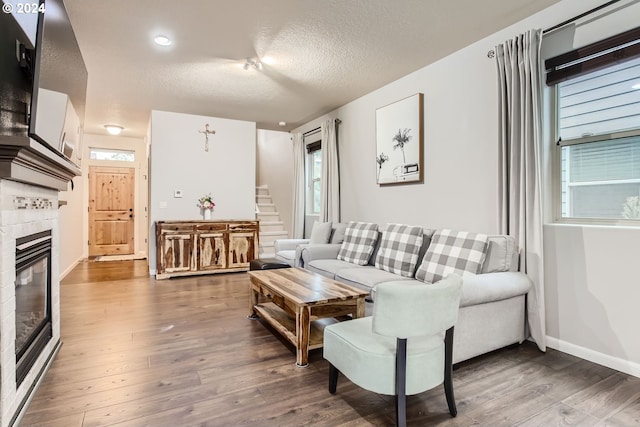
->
15;230;52;385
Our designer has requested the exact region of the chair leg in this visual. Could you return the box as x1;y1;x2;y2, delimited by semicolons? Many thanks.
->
396;338;407;427
444;327;457;417
329;363;339;394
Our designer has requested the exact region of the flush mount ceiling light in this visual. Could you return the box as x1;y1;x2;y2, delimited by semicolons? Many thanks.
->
278;121;286;127
104;125;123;135
154;35;172;46
243;58;263;71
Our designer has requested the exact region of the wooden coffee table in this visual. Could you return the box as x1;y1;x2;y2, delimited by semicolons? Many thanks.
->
248;268;369;367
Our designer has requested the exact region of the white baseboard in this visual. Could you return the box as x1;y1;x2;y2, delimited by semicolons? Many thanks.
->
59;256;83;280
546;336;640;378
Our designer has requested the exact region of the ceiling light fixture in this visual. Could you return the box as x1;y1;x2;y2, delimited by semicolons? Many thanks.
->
632;83;640;90
154;35;172;46
278;121;286;127
243;58;263;71
104;125;124;135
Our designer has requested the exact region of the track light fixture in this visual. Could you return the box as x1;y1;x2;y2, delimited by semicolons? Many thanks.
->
243;58;263;71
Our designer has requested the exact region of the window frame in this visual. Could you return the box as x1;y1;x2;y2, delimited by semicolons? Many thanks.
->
305;138;322;216
551;79;640;227
547;26;640;226
89;147;135;162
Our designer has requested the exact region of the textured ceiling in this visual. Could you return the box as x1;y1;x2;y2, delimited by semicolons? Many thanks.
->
64;0;562;137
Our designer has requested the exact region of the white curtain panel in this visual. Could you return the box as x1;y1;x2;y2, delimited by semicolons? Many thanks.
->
495;29;546;351
320;119;340;223
291;133;305;238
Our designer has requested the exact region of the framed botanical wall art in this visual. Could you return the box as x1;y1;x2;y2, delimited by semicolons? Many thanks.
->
375;93;424;185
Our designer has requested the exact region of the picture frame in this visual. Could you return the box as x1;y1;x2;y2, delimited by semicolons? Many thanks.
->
375;93;424;185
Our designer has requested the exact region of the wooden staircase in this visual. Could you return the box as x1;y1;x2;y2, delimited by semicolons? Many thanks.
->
256;185;288;258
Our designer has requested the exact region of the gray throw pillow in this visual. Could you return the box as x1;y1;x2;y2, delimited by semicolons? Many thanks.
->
337;222;379;265
415;229;488;283
329;223;348;244
309;221;333;244
375;223;424;277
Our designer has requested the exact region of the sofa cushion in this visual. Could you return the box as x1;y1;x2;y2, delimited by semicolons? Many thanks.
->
307;259;365;279
337;222;379;266
336;266;413;290
275;249;296;265
329;223;348;244
481;235;517;273
374;223;424;277
415;229;488;283
309;221;333;244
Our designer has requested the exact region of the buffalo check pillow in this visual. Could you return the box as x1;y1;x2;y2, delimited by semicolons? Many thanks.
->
375;224;424;277
337;222;379;266
415;229;489;283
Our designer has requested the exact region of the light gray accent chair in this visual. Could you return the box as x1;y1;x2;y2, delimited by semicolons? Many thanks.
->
273;239;309;266
324;274;463;427
273;222;347;267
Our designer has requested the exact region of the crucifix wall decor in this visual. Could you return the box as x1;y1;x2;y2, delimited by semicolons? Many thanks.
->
198;123;216;152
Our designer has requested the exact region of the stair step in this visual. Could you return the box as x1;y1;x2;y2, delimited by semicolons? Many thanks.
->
259;231;288;245
256;203;276;212
260;221;285;232
256;185;269;196
259;241;275;258
257;212;280;221
256;195;272;203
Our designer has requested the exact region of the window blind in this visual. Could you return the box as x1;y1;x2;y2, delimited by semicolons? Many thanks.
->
557;57;640;141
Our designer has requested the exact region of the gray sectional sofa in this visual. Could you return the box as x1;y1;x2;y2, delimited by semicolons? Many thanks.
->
299;224;532;364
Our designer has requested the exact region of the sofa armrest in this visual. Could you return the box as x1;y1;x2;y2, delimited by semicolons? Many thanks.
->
301;243;342;264
274;238;310;252
460;272;531;307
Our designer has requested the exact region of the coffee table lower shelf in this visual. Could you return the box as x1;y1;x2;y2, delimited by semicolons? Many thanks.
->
254;302;339;352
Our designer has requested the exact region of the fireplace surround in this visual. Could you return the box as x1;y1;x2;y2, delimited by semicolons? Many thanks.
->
0;179;62;427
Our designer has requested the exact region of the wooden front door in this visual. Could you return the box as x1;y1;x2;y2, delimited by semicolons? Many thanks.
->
89;166;135;256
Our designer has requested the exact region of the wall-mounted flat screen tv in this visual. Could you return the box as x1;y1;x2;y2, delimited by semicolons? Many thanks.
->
28;0;87;165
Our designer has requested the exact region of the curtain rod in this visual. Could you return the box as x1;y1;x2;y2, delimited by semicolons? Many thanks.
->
543;0;622;35
486;0;624;58
301;118;342;137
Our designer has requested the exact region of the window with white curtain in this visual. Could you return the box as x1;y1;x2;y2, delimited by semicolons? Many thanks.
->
548;28;640;222
305;139;321;215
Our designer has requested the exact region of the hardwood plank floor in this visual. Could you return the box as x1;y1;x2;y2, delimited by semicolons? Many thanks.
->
19;260;640;426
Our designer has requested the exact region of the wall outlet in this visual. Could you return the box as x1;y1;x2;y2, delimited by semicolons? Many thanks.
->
174;190;183;198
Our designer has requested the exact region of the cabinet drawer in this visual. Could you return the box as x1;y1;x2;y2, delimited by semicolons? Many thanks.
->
196;223;228;232
159;224;194;233
228;222;258;232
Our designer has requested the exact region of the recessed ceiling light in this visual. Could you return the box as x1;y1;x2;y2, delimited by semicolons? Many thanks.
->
104;125;123;135
632;83;640;90
278;122;286;127
154;35;172;46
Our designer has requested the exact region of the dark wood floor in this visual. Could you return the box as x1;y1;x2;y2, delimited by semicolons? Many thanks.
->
20;260;640;426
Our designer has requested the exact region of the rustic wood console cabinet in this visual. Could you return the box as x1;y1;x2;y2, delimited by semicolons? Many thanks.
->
155;220;259;279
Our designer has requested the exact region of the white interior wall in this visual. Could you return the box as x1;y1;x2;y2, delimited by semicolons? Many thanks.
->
148;110;256;274
58;176;84;278
256;129;293;237
292;0;640;376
